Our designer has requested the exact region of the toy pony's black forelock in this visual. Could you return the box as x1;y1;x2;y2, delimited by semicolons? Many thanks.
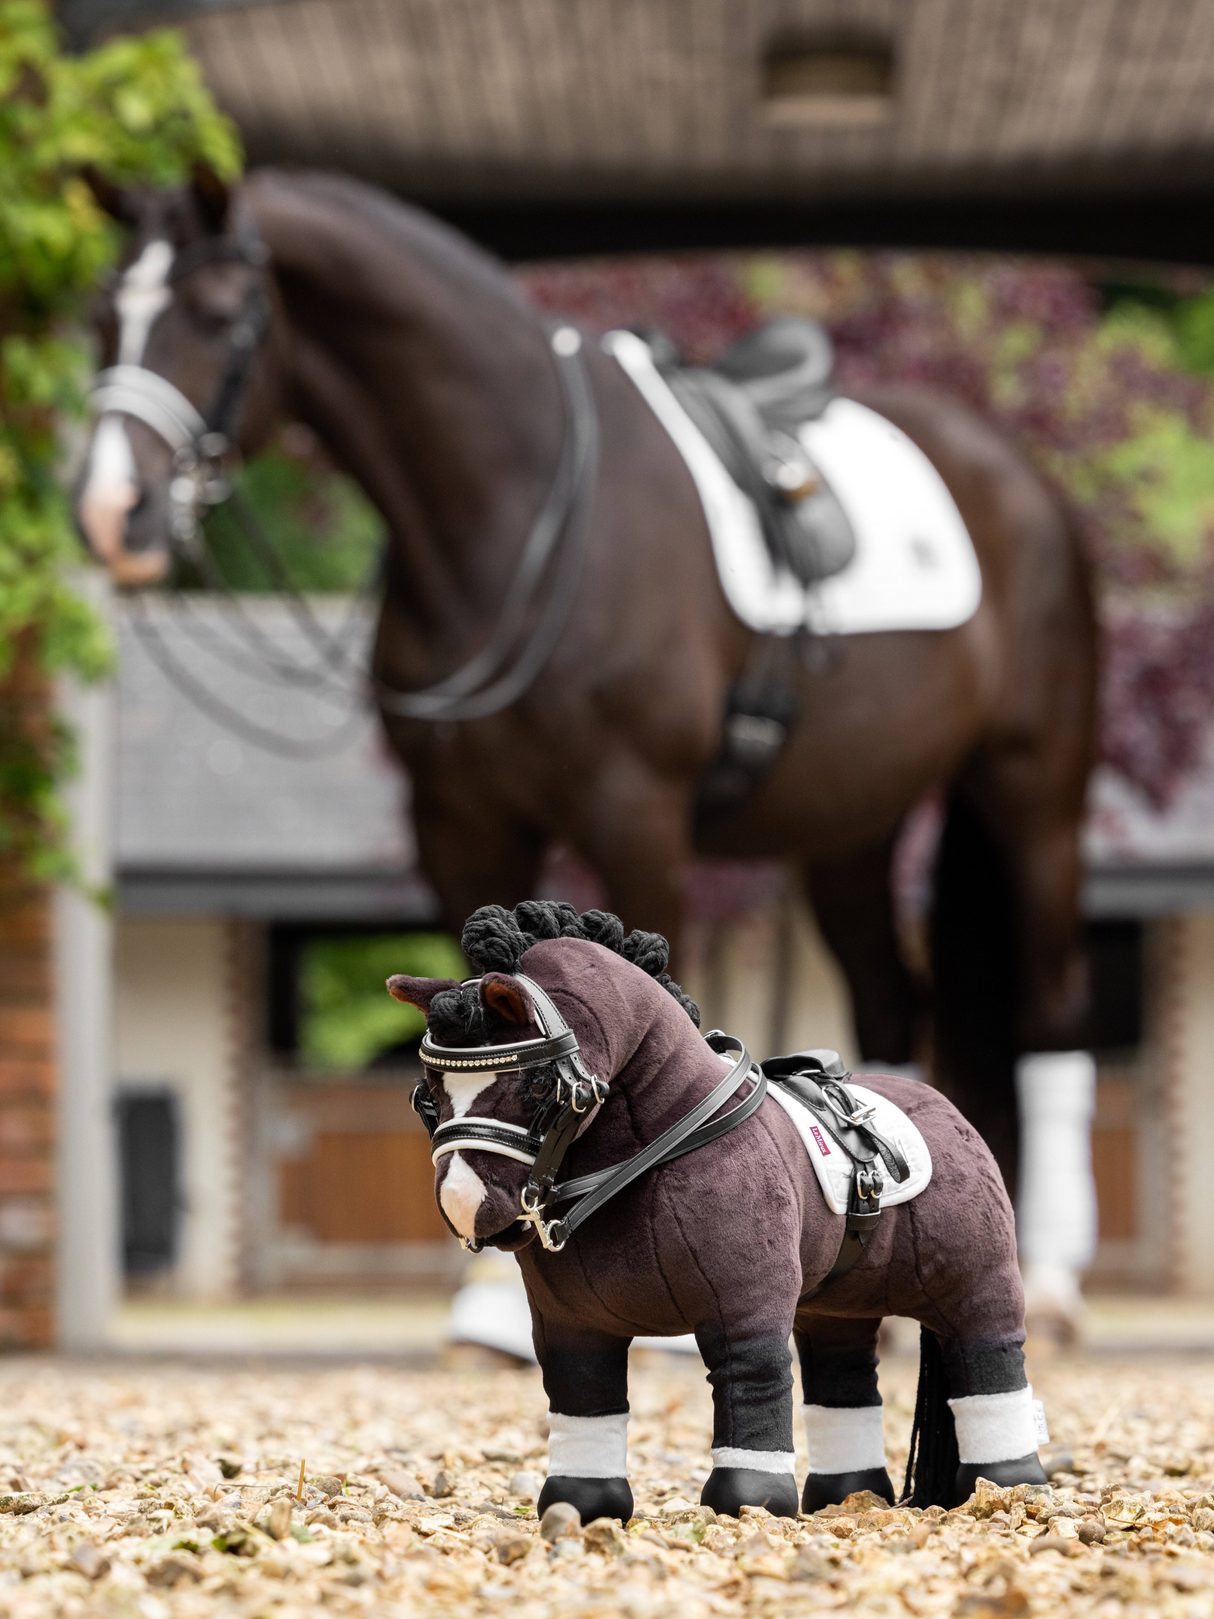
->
459;901;701;1028
427;982;487;1045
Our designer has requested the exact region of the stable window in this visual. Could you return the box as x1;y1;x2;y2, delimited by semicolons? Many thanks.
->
267;923;464;1074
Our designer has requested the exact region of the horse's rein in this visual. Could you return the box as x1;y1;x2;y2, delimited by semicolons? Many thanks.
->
414;976;766;1254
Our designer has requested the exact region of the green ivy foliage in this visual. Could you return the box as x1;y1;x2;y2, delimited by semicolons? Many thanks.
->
0;0;240;875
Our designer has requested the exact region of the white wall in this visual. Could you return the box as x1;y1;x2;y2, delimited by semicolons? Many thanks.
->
113;918;240;1300
54;570;119;1349
1157;912;1214;1296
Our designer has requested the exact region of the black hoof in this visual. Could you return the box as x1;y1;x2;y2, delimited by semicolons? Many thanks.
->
701;1468;798;1519
801;1467;894;1513
954;1453;1047;1506
537;1475;633;1523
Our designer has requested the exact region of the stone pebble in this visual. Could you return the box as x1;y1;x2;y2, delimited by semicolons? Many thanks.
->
0;1352;1210;1614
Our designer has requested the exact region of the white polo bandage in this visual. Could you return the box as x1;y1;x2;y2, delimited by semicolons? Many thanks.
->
547;1411;629;1478
1015;1050;1096;1271
948;1385;1039;1465
710;1447;796;1474
802;1403;886;1473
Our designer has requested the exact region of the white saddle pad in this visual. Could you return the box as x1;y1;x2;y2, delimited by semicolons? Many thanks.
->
606;329;982;637
764;1082;933;1215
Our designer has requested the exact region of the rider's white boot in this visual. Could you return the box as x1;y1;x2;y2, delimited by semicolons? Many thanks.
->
447;1248;537;1364
1015;1051;1097;1346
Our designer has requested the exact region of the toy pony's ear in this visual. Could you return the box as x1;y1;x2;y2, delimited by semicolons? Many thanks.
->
479;973;536;1027
386;975;460;1011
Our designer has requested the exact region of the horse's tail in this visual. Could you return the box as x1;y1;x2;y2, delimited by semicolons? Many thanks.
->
929;788;1020;1190
900;1326;959;1508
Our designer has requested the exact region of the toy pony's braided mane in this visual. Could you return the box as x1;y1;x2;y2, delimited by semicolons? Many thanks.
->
426;901;700;1045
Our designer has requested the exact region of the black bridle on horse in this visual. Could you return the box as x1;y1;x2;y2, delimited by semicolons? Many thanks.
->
412;973;766;1254
88;218;600;736
91;227;272;542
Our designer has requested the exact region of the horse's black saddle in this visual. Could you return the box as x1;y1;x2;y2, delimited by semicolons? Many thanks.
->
653;317;856;589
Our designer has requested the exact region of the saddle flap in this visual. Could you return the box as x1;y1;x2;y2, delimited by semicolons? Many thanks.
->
655;328;855;590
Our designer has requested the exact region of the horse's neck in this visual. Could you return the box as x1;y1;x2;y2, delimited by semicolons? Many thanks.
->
246;174;563;657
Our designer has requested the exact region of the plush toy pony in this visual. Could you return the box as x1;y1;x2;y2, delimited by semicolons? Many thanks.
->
389;901;1046;1522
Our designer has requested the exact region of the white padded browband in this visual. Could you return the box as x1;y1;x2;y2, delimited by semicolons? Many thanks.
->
430;1118;537;1166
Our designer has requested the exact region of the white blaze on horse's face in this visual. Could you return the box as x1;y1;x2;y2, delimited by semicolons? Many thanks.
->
436;1070;493;1239
115;238;175;363
78;238;175;582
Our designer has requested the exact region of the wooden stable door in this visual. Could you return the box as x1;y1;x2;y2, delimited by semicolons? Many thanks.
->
276;1085;450;1245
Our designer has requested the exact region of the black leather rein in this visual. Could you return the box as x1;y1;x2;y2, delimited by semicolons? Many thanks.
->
412;975;765;1254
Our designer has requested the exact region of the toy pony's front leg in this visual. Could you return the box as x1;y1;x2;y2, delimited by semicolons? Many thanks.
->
533;1320;635;1523
695;1322;800;1518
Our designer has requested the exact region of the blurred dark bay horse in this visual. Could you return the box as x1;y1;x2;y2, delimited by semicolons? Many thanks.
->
76;169;1098;1316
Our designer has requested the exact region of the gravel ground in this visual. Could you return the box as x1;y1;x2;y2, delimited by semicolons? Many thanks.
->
0;1347;1213;1616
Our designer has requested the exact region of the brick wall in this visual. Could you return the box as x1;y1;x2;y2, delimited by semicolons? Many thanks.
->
0;873;55;1348
0;648;56;1349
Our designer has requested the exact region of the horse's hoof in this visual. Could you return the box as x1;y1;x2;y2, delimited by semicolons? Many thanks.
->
701;1468;798;1519
800;1467;894;1513
953;1453;1047;1506
537;1475;633;1523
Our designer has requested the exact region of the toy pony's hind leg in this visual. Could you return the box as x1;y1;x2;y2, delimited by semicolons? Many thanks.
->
695;1322;800;1518
938;1334;1048;1504
794;1315;894;1512
532;1319;635;1523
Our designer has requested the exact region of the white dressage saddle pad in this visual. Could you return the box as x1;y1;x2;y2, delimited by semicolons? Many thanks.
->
606;329;982;637
765;1082;933;1215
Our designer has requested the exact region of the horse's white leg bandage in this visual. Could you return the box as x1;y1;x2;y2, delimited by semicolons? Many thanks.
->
948;1386;1039;1465
547;1412;629;1478
1016;1052;1097;1312
709;1446;796;1473
802;1404;885;1473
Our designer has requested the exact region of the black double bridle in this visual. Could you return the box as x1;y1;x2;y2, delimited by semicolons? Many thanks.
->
88;217;601;741
412;974;766;1254
91;226;272;547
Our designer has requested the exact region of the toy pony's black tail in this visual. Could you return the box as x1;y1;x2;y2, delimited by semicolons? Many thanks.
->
900;1326;959;1508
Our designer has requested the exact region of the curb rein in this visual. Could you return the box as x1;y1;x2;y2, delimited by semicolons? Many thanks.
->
412;979;911;1288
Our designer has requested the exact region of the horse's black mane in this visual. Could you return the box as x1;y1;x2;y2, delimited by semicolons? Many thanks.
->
427;901;701;1045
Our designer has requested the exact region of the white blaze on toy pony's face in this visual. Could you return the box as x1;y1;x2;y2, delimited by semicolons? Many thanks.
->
431;1065;536;1242
386;970;545;1245
439;1152;488;1239
435;1070;494;1239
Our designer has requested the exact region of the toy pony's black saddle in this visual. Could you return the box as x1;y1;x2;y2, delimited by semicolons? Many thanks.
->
653;316;856;589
